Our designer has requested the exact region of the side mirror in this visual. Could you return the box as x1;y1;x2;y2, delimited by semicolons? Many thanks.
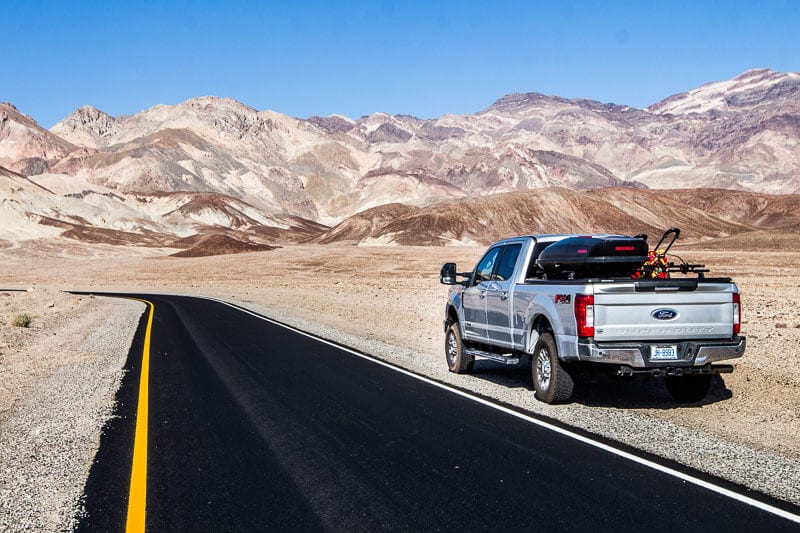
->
440;263;458;285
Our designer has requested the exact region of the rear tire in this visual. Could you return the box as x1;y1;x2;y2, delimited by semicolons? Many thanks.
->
665;374;711;403
532;333;574;403
445;323;474;373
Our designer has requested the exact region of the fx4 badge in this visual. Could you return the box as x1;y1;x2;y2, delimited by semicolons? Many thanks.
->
554;294;571;305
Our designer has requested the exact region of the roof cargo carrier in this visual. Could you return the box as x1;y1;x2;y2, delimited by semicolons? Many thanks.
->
536;236;648;279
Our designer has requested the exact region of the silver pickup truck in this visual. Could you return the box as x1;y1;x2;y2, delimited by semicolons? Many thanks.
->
440;232;745;404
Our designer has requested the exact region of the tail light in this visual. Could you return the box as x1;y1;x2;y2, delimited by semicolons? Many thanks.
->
733;292;741;335
575;294;594;338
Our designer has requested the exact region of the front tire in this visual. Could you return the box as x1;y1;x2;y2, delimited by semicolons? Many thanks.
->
665;374;711;403
532;332;574;403
445;322;474;373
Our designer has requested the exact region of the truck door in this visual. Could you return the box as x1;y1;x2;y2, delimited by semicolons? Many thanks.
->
462;246;501;342
485;243;522;347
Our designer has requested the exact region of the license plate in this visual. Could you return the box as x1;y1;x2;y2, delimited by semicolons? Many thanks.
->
651;345;678;361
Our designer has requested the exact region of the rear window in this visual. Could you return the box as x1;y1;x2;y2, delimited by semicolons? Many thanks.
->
494;244;522;281
525;241;555;279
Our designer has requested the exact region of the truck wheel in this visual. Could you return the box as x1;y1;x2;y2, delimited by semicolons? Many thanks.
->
665;374;711;403
445;323;474;373
532;332;574;403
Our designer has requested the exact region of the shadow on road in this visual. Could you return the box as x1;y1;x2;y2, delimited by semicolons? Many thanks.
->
570;373;732;409
468;358;733;409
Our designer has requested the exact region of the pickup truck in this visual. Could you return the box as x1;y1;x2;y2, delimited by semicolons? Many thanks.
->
440;232;745;403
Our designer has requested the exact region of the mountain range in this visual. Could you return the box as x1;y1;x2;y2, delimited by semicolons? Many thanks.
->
1;68;799;250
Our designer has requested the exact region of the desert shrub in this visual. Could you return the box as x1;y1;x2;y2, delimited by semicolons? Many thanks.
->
12;313;32;328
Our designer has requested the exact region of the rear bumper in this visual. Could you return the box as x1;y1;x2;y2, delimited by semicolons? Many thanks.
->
573;336;746;368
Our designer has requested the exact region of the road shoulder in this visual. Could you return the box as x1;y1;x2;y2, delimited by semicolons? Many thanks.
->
0;290;143;531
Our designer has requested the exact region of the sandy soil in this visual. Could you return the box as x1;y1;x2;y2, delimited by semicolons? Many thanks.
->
1;238;798;464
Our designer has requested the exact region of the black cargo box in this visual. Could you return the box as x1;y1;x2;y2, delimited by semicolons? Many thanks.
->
537;236;648;279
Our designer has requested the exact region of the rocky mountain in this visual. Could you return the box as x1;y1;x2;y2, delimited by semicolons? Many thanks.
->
1;68;799;250
0;103;77;176
314;188;797;246
49;105;120;148
648;69;800;115
42;69;800;205
0;165;324;249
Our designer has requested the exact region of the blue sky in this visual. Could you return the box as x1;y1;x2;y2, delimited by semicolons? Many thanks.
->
4;0;799;127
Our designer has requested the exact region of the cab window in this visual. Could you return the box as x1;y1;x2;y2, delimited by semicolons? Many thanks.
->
473;247;501;283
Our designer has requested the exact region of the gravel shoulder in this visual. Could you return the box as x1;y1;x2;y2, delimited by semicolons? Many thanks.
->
0;289;143;531
0;240;798;522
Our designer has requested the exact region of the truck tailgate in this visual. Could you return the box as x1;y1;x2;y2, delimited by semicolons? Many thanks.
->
593;282;735;342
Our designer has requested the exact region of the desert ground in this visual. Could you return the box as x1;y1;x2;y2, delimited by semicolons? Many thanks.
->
1;238;799;526
3;238;799;456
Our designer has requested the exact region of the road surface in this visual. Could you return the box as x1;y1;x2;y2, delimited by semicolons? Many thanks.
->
76;294;800;531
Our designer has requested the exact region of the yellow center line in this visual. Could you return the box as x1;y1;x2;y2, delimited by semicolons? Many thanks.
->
126;299;154;533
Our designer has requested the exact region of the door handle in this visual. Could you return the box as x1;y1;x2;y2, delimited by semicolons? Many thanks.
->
479;290;486;299
500;292;509;300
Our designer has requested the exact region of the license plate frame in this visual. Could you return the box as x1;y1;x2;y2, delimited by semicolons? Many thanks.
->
651;344;679;361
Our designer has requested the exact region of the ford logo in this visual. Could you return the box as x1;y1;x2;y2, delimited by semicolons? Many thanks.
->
652;308;679;320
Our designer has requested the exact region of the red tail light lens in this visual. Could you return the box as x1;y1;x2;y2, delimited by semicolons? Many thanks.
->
575;294;595;338
733;292;741;335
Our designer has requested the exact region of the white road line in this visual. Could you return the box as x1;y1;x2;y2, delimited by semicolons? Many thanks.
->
206;297;800;524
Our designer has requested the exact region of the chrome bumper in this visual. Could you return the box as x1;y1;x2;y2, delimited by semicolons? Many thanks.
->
574;337;746;368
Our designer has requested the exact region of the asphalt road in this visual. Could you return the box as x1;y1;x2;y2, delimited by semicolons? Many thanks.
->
77;294;800;531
